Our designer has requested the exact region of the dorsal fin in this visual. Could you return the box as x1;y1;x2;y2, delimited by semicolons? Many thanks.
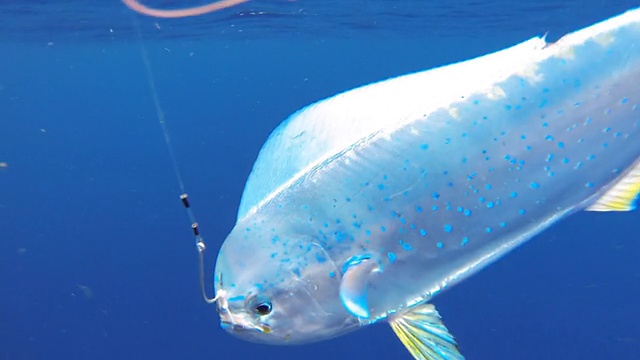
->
236;37;547;220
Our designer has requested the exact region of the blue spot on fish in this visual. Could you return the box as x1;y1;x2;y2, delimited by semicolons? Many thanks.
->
539;99;548;108
444;224;453;233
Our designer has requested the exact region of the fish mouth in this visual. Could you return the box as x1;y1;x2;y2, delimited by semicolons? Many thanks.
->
220;320;246;332
216;294;271;334
220;320;271;334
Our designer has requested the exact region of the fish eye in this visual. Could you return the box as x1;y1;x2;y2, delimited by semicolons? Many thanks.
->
255;301;272;316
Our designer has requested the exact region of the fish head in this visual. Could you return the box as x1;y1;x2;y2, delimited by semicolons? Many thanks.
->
213;218;359;345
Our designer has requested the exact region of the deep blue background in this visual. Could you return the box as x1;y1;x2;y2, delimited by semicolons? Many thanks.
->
1;1;639;359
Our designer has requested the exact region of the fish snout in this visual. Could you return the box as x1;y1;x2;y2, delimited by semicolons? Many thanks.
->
217;301;270;334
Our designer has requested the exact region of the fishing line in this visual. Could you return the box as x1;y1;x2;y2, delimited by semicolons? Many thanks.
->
132;17;217;304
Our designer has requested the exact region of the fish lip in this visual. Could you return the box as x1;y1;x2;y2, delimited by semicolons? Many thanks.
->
217;309;239;330
220;320;243;331
217;305;268;334
220;320;269;334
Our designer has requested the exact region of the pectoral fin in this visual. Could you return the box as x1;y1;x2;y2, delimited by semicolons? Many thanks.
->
586;159;640;211
389;303;464;360
339;255;378;319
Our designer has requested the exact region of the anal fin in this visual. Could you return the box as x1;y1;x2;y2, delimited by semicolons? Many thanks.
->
389;303;464;360
586;159;640;211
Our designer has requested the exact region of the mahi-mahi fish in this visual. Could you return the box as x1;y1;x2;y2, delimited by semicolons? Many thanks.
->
212;8;640;359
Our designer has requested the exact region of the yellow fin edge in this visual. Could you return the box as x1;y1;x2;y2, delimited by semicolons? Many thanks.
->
586;158;640;211
389;303;464;360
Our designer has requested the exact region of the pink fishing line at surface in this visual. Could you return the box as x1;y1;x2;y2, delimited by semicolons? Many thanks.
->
122;0;249;18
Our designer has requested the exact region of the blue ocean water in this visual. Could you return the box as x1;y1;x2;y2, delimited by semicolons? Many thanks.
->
1;1;639;359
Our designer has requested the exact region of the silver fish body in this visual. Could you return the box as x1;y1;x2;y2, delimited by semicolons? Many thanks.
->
213;8;640;353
